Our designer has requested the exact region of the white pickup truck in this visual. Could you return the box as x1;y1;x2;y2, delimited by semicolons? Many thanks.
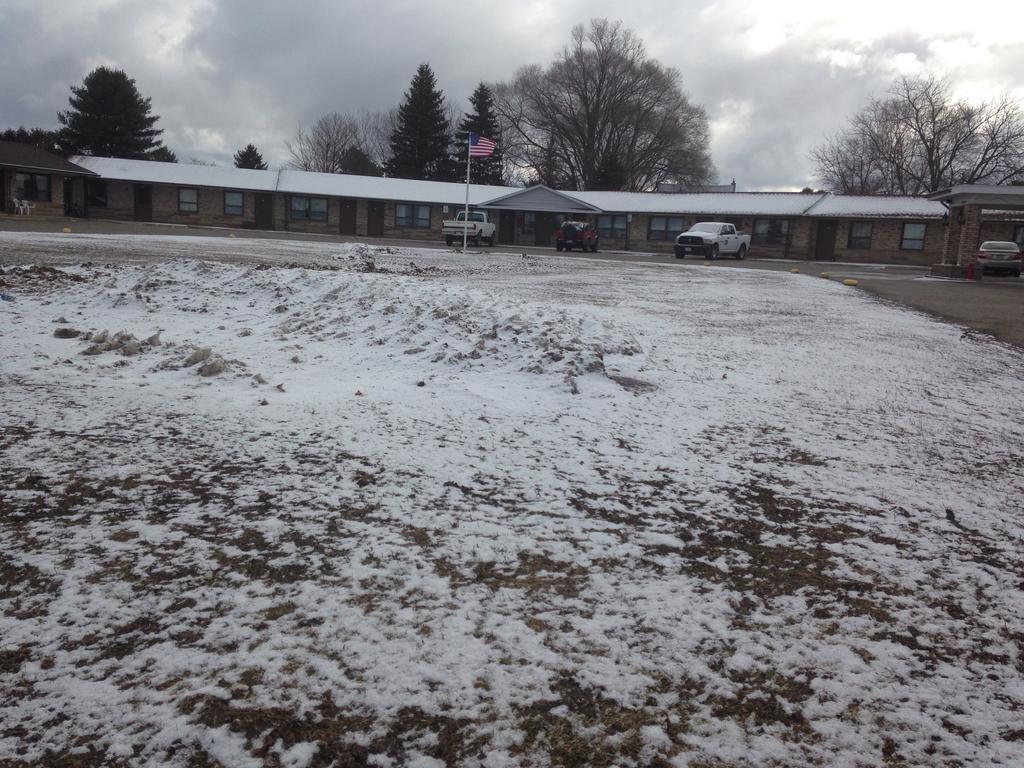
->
442;210;496;247
674;222;750;260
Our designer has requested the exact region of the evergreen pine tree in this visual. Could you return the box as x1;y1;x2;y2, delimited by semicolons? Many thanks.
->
233;143;268;169
338;146;382;177
58;67;166;159
455;83;504;185
148;146;177;163
592;153;627;190
386;64;456;181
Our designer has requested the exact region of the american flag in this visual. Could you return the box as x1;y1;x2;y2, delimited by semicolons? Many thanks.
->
469;133;497;158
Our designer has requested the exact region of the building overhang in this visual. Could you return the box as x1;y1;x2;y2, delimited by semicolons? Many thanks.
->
478;184;603;213
927;184;1024;210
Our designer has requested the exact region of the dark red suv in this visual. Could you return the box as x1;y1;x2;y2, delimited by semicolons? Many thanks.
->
555;221;598;252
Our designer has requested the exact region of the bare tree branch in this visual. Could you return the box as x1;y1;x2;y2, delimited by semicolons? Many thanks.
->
492;19;713;191
812;75;1024;194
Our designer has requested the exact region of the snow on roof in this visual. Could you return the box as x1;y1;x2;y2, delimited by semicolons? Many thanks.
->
73;155;519;205
276;169;515;205
804;194;945;218
66;156;951;219
72;156;279;191
569;190;826;216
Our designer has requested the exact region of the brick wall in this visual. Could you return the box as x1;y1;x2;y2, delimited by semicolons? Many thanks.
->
354;199;369;236
61;174;1021;267
958;204;983;267
160;185;260;228
980;220;1022;244
382;202;443;241
87;180;261;228
86;179;135;220
1;170;65;217
591;214;810;259
824;219;942;266
281;195;339;235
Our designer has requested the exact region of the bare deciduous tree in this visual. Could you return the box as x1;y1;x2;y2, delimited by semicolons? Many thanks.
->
356;109;397;171
287;113;361;173
812;75;1024;194
493;19;713;191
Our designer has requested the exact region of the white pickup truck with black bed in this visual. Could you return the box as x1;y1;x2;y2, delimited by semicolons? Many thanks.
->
442;211;496;247
674;222;751;260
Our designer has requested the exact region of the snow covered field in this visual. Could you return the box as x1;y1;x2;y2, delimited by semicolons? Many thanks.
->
1;233;1022;767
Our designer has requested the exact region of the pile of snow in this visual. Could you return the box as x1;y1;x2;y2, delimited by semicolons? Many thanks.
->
0;234;1022;768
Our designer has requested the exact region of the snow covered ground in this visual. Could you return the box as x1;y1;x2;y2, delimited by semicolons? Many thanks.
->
1;233;1022;767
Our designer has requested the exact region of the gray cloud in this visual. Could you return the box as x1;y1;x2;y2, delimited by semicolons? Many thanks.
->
2;0;1021;189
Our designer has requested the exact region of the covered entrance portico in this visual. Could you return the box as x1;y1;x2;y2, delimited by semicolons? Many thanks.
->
479;185;602;248
928;185;1024;279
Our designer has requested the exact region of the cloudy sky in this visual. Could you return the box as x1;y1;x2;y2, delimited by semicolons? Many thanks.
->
3;0;1023;189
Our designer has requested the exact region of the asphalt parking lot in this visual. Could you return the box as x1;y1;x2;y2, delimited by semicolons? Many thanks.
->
2;216;1022;347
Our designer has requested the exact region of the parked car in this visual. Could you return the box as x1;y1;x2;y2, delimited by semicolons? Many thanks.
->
555;221;599;252
674;222;750;259
442;210;496;247
976;241;1022;276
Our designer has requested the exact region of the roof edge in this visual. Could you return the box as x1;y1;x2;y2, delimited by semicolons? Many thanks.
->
478;184;604;212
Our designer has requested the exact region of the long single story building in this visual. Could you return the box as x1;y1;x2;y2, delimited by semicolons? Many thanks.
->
4;149;1022;267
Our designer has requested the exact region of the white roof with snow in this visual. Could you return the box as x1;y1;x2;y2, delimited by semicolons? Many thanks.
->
275;169;515;206
72;156;280;192
568;190;826;216
804;195;944;218
70;156;950;218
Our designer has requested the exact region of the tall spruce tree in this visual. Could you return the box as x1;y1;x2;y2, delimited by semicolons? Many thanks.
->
386;64;455;181
234;143;268;169
455;83;504;185
58;67;166;159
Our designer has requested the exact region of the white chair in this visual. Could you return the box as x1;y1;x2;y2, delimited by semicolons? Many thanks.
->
22;200;34;215
12;198;30;215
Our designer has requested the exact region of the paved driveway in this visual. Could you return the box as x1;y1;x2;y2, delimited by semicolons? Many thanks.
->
3;216;1022;347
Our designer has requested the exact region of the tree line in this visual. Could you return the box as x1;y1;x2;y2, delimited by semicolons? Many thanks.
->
2;19;716;191
8;20;1022;193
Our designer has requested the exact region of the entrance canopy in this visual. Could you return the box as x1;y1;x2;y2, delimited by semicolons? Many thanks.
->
926;184;1024;277
479;185;601;214
927;184;1024;209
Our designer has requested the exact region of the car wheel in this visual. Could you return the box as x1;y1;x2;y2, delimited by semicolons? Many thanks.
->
445;236;453;246
485;236;494;247
736;245;746;260
590;242;598;253
556;241;564;252
710;244;719;259
472;235;481;247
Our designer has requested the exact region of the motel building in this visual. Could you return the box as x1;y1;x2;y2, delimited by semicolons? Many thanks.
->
3;141;1023;275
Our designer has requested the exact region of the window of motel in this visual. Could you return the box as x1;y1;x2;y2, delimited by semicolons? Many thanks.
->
901;222;926;250
647;216;685;241
224;191;244;216
291;197;328;222
395;203;431;228
15;172;50;202
597;214;628;239
847;221;873;249
752;218;791;245
178;188;199;213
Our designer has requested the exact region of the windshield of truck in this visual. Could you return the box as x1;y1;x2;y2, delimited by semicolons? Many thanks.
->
458;212;486;222
689;223;722;233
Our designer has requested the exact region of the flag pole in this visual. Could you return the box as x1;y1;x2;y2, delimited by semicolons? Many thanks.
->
463;134;471;251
